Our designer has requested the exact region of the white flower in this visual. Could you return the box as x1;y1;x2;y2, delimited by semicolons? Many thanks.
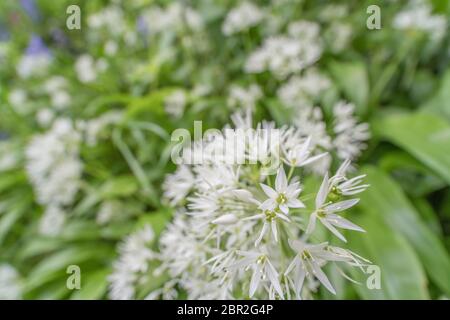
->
306;171;365;242
165;90;187;119
39;205;66;237
245;21;322;79
17;54;51;79
259;167;305;214
283;136;328;168
0;264;22;300
75;54;106;83
87;5;126;37
333;101;370;161
8;89;31;115
108;225;155;300
26;118;83;207
329;159;369;197
222;2;264;36
325;22;352;53
104;40;118;56
245;208;290;245
285;239;370;298
277;69;330;107
163;165;195;206
130;110;369;299
141;3;203;35
232;250;284;299
227;84;262;111
393;0;447;42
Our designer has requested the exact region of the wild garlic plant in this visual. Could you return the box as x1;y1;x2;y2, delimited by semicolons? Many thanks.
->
111;110;371;300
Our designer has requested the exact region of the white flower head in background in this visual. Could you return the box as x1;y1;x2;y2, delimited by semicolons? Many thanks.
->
164;90;187;119
39;205;66;237
0;264;22;300
245;20;322;79
26;118;83;207
75;54;108;83
8;89;30;115
87;5;126;37
222;2;265;36
393;0;447;42
332;101;370;161
43;76;71;110
16;35;52;79
141;2;203;36
227;84;262;111
277;69;331;108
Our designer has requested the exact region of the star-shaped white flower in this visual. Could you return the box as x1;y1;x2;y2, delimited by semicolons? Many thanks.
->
305;172;365;242
259;167;305;214
244;208;290;246
231;249;284;299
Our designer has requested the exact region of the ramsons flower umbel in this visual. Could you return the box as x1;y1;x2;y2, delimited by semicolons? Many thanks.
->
108;109;370;300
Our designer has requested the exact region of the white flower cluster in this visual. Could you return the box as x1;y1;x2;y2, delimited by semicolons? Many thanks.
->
87;5;127;37
393;0;447;42
277;69;330;107
108;225;156;300
16;54;51;79
152;111;370;299
25;119;83;236
75;54;108;84
165;90;187;119
0;264;21;300
141;2;203;35
332;102;370;161
222;2;265;36
293;102;370;173
245;21;322;79
42;76;71;110
227;84;262;111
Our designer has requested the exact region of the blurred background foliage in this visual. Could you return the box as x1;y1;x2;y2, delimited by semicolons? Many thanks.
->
0;0;450;299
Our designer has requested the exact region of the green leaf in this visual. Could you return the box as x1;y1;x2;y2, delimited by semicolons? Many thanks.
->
328;60;369;115
23;245;114;293
357;166;450;296
347;212;429;299
0;202;29;245
99;175;139;199
71;269;110;300
376;112;450;184
379;151;446;196
422;69;450;120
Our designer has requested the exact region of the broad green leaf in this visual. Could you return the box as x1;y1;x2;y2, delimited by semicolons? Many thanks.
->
24;245;114;293
17;238;63;261
379;151;446;196
328;60;369;115
422;69;450;119
71;269;110;300
347;212;429;299
0;202;29;245
358;166;450;295
376;112;450;184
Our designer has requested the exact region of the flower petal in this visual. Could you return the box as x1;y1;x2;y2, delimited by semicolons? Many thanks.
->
275;167;287;192
316;172;329;208
325;199;359;212
260;183;277;199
